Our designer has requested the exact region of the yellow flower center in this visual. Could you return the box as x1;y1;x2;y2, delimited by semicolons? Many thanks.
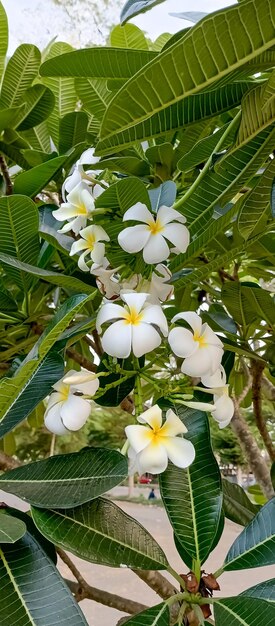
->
58;383;70;401
85;232;96;249
77;203;89;215
123;306;144;325
193;331;207;348
147;218;164;235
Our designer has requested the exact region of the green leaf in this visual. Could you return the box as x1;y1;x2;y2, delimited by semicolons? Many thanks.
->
0;252;96;294
271;462;275;489
0;294;92;438
237;158;275;240
222;479;260;526
96;175;150;214
160;406;222;569
177;122;234;172
13;154;70;197
75;77;112;122
222;282;275;329
223;497;275;571
0;195;39;291
0;105;27;132
16;84;55;131
149;181;177;212
96;81;251;155
6;507;57;563
32;496;169;569
123;603;169;625
0;1;8;78
0;511;26;543
0;531;89;625
100;0;275;141
214;597;275;626
0;448;128;508
22;149;57;167
262;69;275;110
120;0;165;24
40;47;156;80
94;155;150;177
236;83;275;150
0;44;40;107
20;121;51;152
39;205;73;253
96;354;136;407
59;111;88;153
110;24;149;49
240;579;275;601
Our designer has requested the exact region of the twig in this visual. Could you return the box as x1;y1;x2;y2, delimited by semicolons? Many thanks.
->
66;348;97;372
236;360;252;405
92;329;103;356
132;569;176;600
0;154;13;195
251;361;275;462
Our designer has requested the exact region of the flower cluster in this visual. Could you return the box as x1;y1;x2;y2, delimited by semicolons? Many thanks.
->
45;149;234;475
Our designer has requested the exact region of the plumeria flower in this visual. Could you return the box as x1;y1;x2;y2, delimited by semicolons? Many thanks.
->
201;366;234;428
142;264;173;303
53;182;95;235
96;292;168;358
62;148;102;197
168;311;224;377
44;370;99;435
70;225;109;271
91;260;122;299
125;405;195;475
118;202;190;264
259;278;275;293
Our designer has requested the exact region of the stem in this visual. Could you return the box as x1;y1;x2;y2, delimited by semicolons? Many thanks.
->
49;434;56;457
213;566;224;579
174;111;241;211
167;565;186;590
0;154;13;195
133;357;143;415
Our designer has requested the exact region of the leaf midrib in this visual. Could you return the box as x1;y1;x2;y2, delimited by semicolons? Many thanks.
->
0;547;35;626
225;532;275;569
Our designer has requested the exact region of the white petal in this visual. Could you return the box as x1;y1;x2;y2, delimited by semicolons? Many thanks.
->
125;424;153;453
80;224;109;242
181;347;217;377
143;233;170;264
70;239;88;256
123;202;153;224
163;223;190;253
78;250;90;272
183;400;216;412
79;148;100;165
201;366;226;388
96;303;127;332
164;437;195;468
201;323;224;348
101;319;132;358
207;345;224;374
74;378;99;396
121;291;148;313
168;327;197;358
92;183;104;199
60;395;91;431
91;242;106;265
44;404;69;435
137;405;163;430
53;205;78;221
157;205;186;225
141;304;168;336
154;264;172;280
132;322;161;357
118;225;151;253
67;182;90;206
62;169;82;197
212;394;234;427
70;216;88;235
171;311;202;335
137;441;168;474
161;409;187;436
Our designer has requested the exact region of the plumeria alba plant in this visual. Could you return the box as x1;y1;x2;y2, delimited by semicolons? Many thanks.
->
0;1;274;625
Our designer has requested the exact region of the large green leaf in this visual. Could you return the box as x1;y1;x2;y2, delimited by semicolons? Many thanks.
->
222;479;260;526
13;154;70;196
110;24;149;49
240;579;275;602
177;122;234;172
223;497;275;571
0;106;26;132
20;120;51;152
160;406;222;569
0;531;89;625
5;507;57;563
236;82;275;150
0;195;39;291
96;81;251;155
59;111;88;153
41;42;77;146
40;48;156;80
0;252;96;293
75;77;112;122
237;158;275;240
32;497;169;569
0;448;128;508
16;84;55;131
120;0;165;24
222;282;275;329
0;294;92;437
0;44;40;107
214;597;275;626
123;603;169;625
100;0;275;142
0;511;26;543
0;1;8;79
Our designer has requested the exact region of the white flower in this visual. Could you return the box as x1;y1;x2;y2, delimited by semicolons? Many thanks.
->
125;405;195;475
201;366;234;428
168;311;224;377
70;225;110;271
96;292;168;358
62;148;102;197
259;278;275;293
91;261;122;299
144;264;173;303
44;370;99;435
118;202;190;264
53;182;95;234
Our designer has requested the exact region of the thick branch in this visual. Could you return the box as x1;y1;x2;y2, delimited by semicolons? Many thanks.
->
262;375;275;402
0;154;13;195
251;361;275;462
132;569;176;600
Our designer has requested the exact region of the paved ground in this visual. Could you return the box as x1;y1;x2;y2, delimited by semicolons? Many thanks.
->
1;490;273;626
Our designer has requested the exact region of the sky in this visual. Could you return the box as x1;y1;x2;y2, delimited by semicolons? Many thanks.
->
2;0;236;52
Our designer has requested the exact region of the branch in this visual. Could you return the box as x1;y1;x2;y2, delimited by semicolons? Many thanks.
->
0;451;21;471
132;569;176;600
57;548;148;614
66;348;97;372
0;154;13;195
262;375;275;402
251;361;275;462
